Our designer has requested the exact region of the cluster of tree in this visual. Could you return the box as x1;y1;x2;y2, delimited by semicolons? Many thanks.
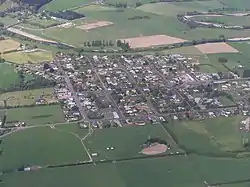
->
128;15;150;20
0;74;56;93
83;40;114;47
218;57;228;63
117;40;130;51
49;10;85;20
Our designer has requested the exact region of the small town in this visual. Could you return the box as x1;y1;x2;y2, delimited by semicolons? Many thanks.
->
1;52;249;132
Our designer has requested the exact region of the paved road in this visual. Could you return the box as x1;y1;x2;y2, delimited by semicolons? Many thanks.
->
56;61;87;120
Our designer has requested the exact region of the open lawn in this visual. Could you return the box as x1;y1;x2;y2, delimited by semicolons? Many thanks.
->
0;88;56;106
5;105;65;125
0;63;20;89
0;39;20;54
2;49;53;64
167;116;247;154
82;124;180;161
4;155;250;187
0;125;90;171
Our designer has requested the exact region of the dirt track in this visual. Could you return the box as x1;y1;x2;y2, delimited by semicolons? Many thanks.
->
7;27;58;44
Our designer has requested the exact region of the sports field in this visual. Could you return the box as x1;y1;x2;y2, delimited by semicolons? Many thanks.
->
5;105;65;125
2;49;53;64
0;39;20;54
0;88;57;106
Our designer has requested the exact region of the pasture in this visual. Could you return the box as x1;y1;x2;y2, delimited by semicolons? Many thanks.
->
220;0;250;9
0;88;56;106
39;8;186;47
137;1;224;17
0;125;90;171
2;49;53;64
0;63;20;89
5;105;65;125
192;15;250;27
0;39;20;54
167;116;247;154
4;155;250;187
82;124;180;161
40;0;93;11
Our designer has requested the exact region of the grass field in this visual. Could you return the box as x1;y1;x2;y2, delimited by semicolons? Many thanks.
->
0;125;90;171
0;88;56;106
5;105;65;125
2;49;53;64
137;1;224;17
167;116;247;154
27;17;62;28
0;63;20;89
83;124;180;161
220;0;250;9
193;15;250;27
40;0;93;11
0;39;20;54
0;123;178;170
3;155;250;187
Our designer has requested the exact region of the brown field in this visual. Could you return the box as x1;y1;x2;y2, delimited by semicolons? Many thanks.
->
121;35;186;48
195;42;239;54
76;21;113;31
0;39;20;53
141;143;167;155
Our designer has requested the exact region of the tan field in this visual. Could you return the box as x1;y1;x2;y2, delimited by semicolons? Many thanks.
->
121;35;187;48
195;42;239;54
0;39;20;53
77;21;113;31
141;143;167;155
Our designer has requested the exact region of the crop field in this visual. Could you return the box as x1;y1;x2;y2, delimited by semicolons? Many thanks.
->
5;105;65;125
4;155;250;187
2;49;53;64
0;125;90;171
195;43;239;54
0;39;20;54
166;116;247;154
0;88;56;106
0;63;20;89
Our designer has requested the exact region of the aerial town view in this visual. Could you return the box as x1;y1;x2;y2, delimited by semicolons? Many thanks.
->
1;0;250;186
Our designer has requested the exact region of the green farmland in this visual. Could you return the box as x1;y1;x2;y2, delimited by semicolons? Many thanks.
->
193;15;250;27
2;50;53;64
166;116;247;154
0;125;90;171
4;155;250;187
0;88;56;107
0;63;20;89
5;105;65;125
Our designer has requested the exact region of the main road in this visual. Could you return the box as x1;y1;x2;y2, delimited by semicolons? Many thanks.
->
56;61;87;120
